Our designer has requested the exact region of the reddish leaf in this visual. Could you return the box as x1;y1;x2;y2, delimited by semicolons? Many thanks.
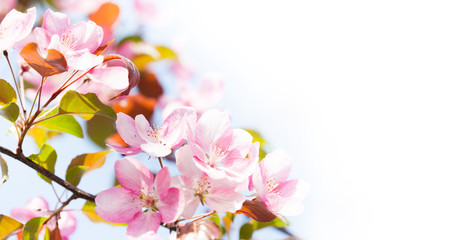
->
138;70;163;99
236;199;277;222
50;227;62;240
93;40;114;56
20;43;67;78
178;220;220;240
103;54;140;99
112;94;157;120
89;2;120;28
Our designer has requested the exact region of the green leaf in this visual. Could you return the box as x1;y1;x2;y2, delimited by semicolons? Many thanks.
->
35;113;83;138
252;218;288;230
244;129;268;159
23;217;46;240
0;101;19;122
133;46;178;70
65;150;112;186
239;223;254;240
65;166;88;186
0;155;8;188
58;90;116;120
28;144;57;184
0;215;23;239
86;115;116;148
27;127;61;147
82;201;127;226
208;213;220;228
0;79;16;105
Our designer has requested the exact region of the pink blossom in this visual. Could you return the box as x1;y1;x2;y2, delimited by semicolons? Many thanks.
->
0;7;36;52
109;107;196;157
34;9;104;70
95;158;183;238
172;145;245;218
10;196;76;239
188;109;259;183
161;62;224;117
249;150;310;216
54;0;106;15
0;0;16;17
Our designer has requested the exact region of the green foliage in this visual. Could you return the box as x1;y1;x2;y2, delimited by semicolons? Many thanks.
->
58;90;116;120
0;79;19;122
0;155;8;187
65;150;112;186
0;214;23;239
133;46;178;70
239;223;254;240
22;217;46;240
28;144;57;184
245;129;268;159
252;217;288;230
0;102;19;122
27;127;61;147
0;79;17;105
86;115;116;148
35;112;83;138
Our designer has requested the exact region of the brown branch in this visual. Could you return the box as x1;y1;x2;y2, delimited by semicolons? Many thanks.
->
0;145;96;202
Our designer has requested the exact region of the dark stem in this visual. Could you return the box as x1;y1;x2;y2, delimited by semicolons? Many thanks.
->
43;194;77;225
0;145;96;202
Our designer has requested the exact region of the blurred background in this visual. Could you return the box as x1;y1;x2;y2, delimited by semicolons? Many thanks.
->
2;0;473;239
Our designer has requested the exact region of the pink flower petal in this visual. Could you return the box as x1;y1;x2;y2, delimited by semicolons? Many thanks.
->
89;66;129;90
66;48;103;70
126;211;162;238
57;211;76;238
259;150;292;182
0;7;36;51
228;129;253;157
140;142;171;157
156;187;183;223
115;157;154;194
154;167;171;195
170;176;198;219
160;106;196;148
42;9;69;35
95;187;141;223
276;179;310;216
107;144;143;155
134;114;155;143
116;112;146;147
175;145;201;178
206;187;245;213
195;109;233;153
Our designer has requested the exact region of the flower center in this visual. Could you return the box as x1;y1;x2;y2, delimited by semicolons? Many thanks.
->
266;177;280;195
146;124;166;145
60;30;78;53
194;175;211;204
205;145;226;167
140;193;158;212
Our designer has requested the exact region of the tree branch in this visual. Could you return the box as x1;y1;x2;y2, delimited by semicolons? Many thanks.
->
0;145;96;202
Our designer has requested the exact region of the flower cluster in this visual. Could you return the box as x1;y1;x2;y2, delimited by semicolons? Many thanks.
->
95;107;309;238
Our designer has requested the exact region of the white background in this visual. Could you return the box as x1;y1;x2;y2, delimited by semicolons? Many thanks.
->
2;0;473;239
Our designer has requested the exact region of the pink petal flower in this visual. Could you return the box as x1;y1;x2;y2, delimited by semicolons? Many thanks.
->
189;109;259;183
11;196;77;238
115;157;154;195
110;107;196;158
95;187;141;223
96;158;184;238
0;7;36;52
173;145;245;217
127;212;162;238
251;150;310;216
34;9;104;70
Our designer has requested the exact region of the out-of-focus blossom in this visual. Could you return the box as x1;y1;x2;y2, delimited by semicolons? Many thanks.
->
172;145;245;218
249;150;310;216
95;158;183;238
34;9;104;70
109;107;196;157
0;7;36;52
54;0;106;14
188;109;259;183
10;196;77;239
76;65;129;102
134;0;159;24
0;0;15;17
161;62;224;117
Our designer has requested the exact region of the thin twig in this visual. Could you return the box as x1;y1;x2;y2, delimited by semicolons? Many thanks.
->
0;145;96;202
